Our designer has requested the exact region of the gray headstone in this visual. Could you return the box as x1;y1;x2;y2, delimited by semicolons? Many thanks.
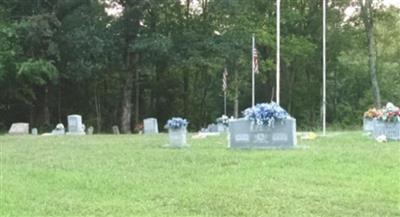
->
373;120;400;141
8;123;29;135
67;114;85;135
168;127;188;148
31;128;38;135
112;125;120;135
363;118;375;132
143;118;159;134
228;118;297;149
87;126;94;135
52;123;65;135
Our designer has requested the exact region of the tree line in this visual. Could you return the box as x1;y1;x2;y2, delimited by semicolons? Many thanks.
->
0;0;399;133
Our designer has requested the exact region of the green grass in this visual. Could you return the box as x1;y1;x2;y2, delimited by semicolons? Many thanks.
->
1;132;399;217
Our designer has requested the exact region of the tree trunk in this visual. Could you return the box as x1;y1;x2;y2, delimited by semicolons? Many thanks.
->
94;85;102;132
366;22;381;108
43;86;50;128
134;68;140;127
360;0;381;108
120;71;134;134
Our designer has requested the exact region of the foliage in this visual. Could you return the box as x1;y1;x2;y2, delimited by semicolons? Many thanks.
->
0;0;399;132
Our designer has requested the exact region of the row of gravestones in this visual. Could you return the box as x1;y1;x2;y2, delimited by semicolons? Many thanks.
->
8;116;159;136
8;114;89;136
139;117;297;149
8;116;297;149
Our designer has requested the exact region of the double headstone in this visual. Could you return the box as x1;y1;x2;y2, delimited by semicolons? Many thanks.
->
143;118;159;134
67;115;85;135
228;118;297;149
8;123;29;135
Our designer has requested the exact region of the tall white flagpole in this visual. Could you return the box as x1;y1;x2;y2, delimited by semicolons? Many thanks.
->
276;0;281;105
252;34;255;107
323;0;327;136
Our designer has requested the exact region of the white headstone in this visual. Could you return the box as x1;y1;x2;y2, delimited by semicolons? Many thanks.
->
143;118;159;134
52;123;65;135
8;123;29;135
67;115;85;135
87;126;94;135
168;127;188;148
112;125;120;135
31;128;38;135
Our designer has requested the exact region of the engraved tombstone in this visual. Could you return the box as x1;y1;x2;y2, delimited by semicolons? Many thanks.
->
168;127;188;148
143;118;159;134
67;115;85;135
228;118;296;149
8;123;29;135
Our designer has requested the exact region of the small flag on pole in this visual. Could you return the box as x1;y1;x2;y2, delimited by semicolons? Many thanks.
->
222;67;228;92
253;47;259;74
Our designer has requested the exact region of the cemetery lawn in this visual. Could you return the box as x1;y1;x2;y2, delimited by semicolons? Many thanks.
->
1;132;399;217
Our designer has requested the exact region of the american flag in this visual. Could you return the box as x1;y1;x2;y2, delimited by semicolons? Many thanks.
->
253;47;259;74
222;67;228;92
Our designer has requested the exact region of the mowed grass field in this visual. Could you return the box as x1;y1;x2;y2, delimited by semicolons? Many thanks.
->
1;132;399;217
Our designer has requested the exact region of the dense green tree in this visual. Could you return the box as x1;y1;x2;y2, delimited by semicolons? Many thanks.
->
0;0;399;132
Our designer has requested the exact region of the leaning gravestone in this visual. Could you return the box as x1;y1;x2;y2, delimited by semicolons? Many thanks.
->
143;118;159;134
228;118;297;149
8;123;29;135
31;128;38;135
112;125;120;135
67;115;85;135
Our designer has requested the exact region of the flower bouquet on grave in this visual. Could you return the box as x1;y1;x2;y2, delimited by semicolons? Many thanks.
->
228;102;296;148
363;108;382;120
377;103;400;123
165;117;188;129
164;117;189;148
243;102;289;130
372;102;400;140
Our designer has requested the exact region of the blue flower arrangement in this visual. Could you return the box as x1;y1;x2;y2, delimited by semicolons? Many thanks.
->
165;117;189;129
243;102;289;126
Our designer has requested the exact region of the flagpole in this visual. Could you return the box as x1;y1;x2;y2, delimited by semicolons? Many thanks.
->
322;0;327;136
276;0;280;105
224;92;227;115
252;34;255;107
223;66;228;116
